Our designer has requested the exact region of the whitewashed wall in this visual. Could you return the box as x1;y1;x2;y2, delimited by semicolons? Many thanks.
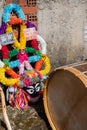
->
37;0;87;69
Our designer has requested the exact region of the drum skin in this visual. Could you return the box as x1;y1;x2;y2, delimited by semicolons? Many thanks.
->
43;62;87;130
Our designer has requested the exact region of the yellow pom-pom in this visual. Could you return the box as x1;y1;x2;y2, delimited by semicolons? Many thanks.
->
6;25;26;50
0;68;19;86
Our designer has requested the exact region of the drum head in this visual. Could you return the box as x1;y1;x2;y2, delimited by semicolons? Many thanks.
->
44;69;87;130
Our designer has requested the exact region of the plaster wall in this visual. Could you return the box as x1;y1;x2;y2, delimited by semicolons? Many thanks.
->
37;0;87;69
0;0;4;25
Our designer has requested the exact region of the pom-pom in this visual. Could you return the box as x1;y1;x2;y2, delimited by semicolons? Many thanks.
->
2;3;25;23
10;17;22;25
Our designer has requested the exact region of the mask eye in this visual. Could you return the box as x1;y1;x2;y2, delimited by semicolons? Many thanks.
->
27;88;34;94
35;83;40;92
35;86;40;92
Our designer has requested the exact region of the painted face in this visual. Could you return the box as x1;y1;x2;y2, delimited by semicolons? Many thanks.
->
20;49;25;54
18;49;25;54
23;82;41;97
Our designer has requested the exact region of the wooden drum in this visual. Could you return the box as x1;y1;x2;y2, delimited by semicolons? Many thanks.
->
43;61;87;130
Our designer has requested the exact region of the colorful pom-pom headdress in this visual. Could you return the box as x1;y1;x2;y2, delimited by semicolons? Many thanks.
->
0;3;51;109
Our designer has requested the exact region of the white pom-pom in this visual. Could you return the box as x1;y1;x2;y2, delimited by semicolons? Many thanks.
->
0;60;4;67
0;44;2;49
37;35;47;54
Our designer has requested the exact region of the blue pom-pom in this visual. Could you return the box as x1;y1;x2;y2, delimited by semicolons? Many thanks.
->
2;3;25;23
9;55;41;68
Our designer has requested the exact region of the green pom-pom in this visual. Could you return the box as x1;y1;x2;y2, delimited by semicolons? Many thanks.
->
3;59;9;66
9;49;19;59
36;51;41;56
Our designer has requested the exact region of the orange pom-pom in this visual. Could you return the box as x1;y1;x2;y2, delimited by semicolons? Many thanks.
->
10;17;22;25
35;60;43;71
6;68;18;78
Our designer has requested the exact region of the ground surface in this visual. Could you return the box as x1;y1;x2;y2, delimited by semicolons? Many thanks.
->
0;98;52;130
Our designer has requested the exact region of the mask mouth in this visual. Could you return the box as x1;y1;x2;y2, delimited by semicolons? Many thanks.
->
30;93;40;97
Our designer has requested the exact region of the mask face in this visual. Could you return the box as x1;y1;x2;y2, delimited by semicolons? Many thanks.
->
23;82;41;97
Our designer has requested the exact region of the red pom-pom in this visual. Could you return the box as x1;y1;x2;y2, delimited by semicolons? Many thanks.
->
1;45;9;59
31;39;39;50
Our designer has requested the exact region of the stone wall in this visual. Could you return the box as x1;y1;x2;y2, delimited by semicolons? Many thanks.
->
37;0;87;69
